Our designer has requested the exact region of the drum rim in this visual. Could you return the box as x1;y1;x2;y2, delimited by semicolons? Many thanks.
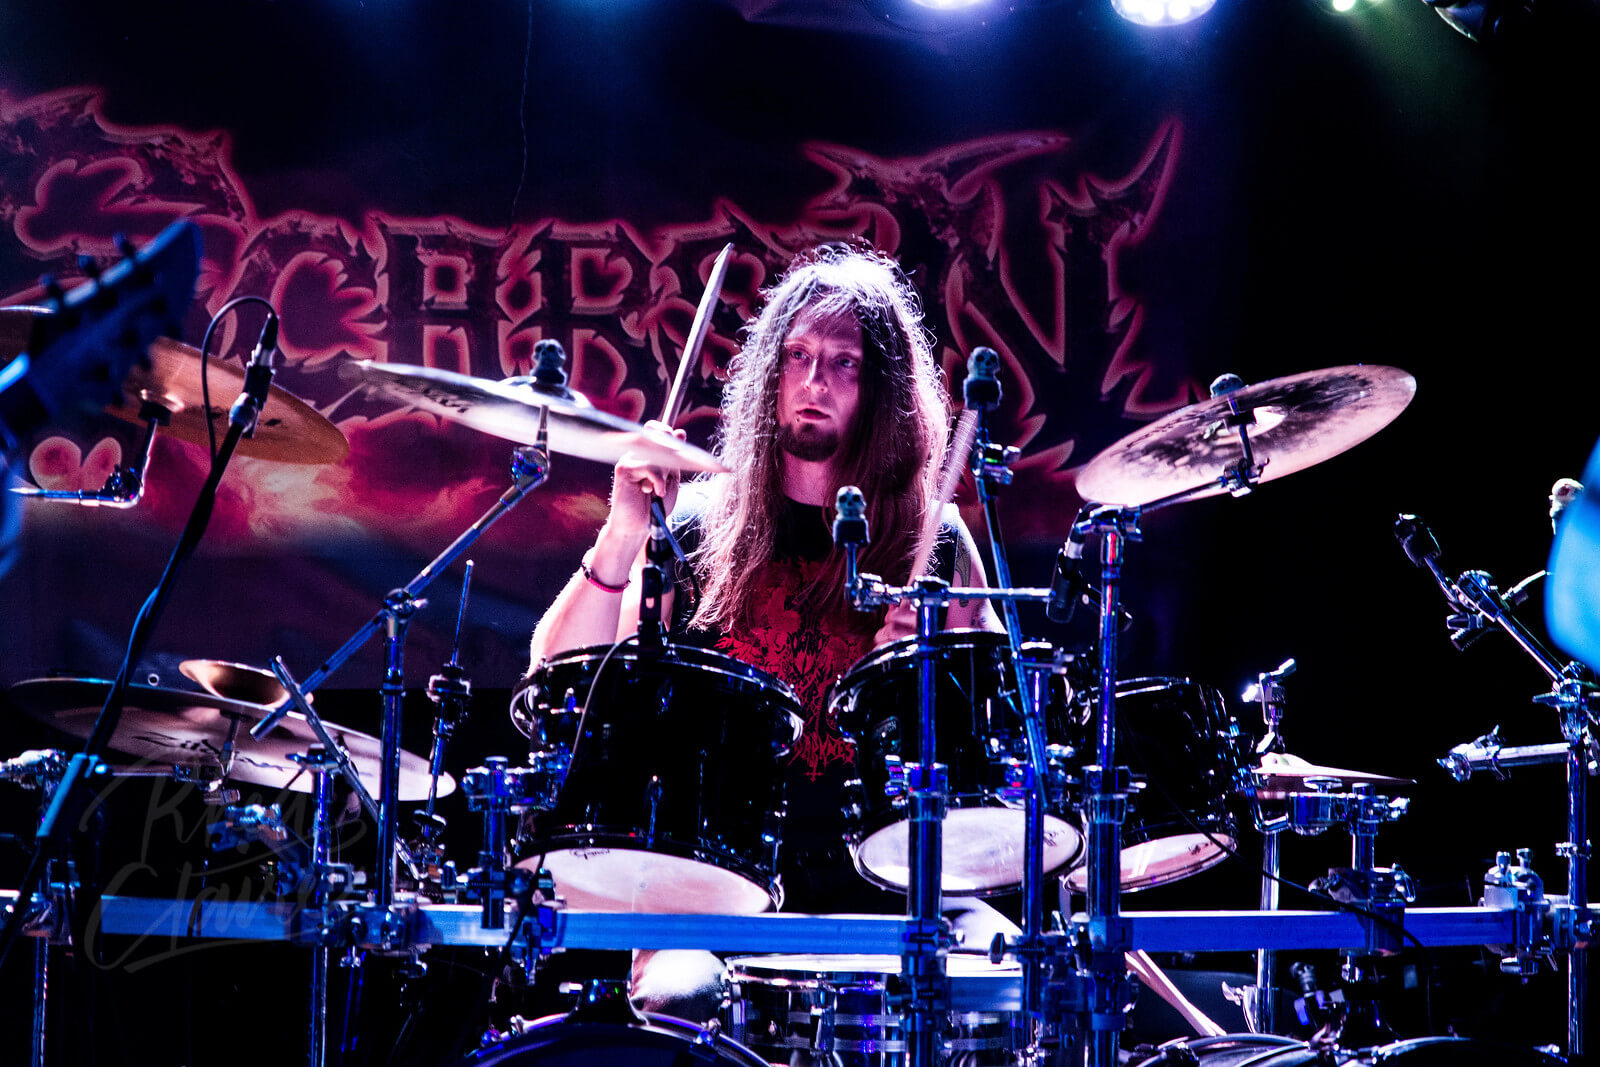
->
828;627;1013;691
538;641;804;704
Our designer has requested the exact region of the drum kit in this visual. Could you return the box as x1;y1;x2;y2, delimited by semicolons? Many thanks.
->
2;231;1595;1067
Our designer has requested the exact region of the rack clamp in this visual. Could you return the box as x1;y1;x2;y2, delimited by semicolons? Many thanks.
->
1482;849;1551;977
1313;866;1415;957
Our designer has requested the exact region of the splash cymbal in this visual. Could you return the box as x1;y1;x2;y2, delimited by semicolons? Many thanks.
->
351;360;728;473
1251;751;1413;800
10;677;447;800
1075;365;1416;507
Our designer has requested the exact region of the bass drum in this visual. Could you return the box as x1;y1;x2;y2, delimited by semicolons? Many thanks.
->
514;643;803;914
460;1012;770;1066
1131;1034;1567;1066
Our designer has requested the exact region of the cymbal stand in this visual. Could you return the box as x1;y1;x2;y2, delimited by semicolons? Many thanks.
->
250;435;550;912
1240;658;1297;1035
10;400;169;507
2;749;67;1067
1401;517;1594;1058
291;746;340;1067
961;349;1053;1049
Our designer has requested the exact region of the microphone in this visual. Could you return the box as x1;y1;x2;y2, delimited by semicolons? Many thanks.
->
834;486;869;603
1550;478;1583;535
1394;513;1461;604
833;486;868;549
962;347;1002;413
248;313;279;368
1045;507;1091;624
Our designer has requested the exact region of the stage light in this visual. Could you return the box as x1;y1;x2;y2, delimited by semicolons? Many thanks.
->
1111;0;1216;25
1305;0;1384;15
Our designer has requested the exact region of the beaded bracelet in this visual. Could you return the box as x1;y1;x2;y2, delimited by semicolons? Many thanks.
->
580;555;629;594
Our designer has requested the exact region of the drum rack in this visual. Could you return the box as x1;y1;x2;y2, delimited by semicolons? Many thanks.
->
0;890;1551;964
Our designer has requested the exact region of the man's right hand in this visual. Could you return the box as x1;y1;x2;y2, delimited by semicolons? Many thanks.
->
600;420;687;548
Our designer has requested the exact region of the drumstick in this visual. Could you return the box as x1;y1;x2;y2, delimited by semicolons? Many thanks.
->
661;242;734;427
1125;949;1227;1038
908;408;979;580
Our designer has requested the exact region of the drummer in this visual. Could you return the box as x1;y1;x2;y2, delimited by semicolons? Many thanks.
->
528;243;1016;1013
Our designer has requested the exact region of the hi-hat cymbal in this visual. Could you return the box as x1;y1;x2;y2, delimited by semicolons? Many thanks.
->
351;360;728;473
180;658;308;709
10;678;448;800
113;337;350;465
1075;365;1416;507
1251;751;1413;800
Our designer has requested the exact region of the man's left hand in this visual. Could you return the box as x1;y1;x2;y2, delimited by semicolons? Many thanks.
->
873;601;916;647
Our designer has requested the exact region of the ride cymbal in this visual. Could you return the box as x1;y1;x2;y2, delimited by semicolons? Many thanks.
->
1076;365;1416;507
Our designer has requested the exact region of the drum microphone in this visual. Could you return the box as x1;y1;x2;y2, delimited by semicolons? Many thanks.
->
834;486;868;599
1046;509;1132;629
962;347;1002;413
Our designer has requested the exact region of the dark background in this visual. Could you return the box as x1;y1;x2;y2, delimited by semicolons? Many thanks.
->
1;0;1597;1061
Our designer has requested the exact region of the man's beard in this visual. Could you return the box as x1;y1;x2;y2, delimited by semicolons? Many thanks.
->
777;419;843;462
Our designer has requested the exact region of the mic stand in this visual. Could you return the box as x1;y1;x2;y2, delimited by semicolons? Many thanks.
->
0;355;274;970
1406;527;1595;1060
249;438;550;912
967;419;1051;1052
415;561;476;881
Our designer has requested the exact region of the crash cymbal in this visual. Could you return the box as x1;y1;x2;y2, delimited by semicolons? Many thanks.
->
1251;751;1413;800
179;658;310;709
105;337;350;464
1075;365;1416;507
9;678;448;800
351;360;728;473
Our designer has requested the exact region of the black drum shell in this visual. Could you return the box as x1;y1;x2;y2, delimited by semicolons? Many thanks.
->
516;643;803;913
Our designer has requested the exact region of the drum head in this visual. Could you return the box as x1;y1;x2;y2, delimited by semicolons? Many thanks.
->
1061;830;1235;893
855;807;1083;894
533;847;776;914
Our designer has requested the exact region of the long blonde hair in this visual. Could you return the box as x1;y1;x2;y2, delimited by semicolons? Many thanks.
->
689;245;950;635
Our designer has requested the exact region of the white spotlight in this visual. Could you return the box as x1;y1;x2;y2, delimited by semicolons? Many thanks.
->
1112;0;1216;24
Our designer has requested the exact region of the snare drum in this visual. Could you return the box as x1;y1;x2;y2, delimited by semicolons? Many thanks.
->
1062;678;1240;893
828;630;1084;896
725;953;1022;1066
514;643;803;914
